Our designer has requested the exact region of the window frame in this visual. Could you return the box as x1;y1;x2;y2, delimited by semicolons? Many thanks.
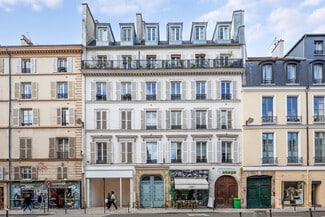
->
146;142;157;163
286;63;298;84
196;141;207;163
196;81;206;100
146;111;157;130
171;141;182;163
262;64;273;84
21;82;32;99
196;110;207;129
57;82;68;99
96;82;107;101
121;110;132;130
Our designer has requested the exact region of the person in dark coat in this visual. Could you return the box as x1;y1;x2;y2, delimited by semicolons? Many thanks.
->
106;193;111;209
108;191;118;209
23;194;33;212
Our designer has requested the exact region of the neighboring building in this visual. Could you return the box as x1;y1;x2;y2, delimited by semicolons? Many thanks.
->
0;38;83;209
81;3;246;208
242;35;325;208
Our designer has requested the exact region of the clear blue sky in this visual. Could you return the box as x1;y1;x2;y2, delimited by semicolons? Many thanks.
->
0;0;324;56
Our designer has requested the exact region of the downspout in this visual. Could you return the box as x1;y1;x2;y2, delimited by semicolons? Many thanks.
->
6;46;12;208
305;85;310;166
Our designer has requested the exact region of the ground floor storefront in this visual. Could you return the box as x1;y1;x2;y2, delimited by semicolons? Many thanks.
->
242;166;325;209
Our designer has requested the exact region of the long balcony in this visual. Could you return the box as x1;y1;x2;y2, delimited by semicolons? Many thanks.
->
82;58;243;70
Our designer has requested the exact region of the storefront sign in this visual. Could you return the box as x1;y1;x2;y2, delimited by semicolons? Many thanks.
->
217;167;237;175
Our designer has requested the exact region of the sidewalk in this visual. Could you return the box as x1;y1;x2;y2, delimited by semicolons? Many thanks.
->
1;206;324;216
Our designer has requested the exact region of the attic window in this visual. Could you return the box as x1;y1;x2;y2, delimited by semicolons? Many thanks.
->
97;27;108;41
122;27;132;41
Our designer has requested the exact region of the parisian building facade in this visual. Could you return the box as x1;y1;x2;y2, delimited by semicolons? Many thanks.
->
81;3;245;209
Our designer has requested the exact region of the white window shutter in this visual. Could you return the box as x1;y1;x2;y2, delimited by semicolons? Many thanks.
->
208;110;212;129
157;81;161;100
191;81;195;100
12;109;19;126
216;81;221;99
232;80;237;100
141;111;145;129
141;142;146;163
90;142;96;164
207;80;212;99
182;81;186;100
233;141;240;163
157;111;162;129
67;57;73;72
165;111;170;129
216;110;221;129
68;82;75;99
107;82;112;100
157;141;163;163
166;81;170;100
50;82;56;99
91;82;95;101
53;58;58;72
0;166;3;180
32;82;38;99
190;141;196;163
107;143;112;163
182;141;188;163
116;82;121;100
16;58;21;73
166;141;171;163
33;108;39;125
14;83;20;99
132;82;137;100
57;108;62;125
183;110;187;129
216;141;222;163
69;108;75;125
207;141;213;163
31;58;36;73
191;110;195;129
141;82;146;100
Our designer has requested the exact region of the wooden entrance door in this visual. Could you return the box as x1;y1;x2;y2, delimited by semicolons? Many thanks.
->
0;187;3;209
246;176;271;208
215;176;238;208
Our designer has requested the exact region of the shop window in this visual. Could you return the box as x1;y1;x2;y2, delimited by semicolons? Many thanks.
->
283;182;304;205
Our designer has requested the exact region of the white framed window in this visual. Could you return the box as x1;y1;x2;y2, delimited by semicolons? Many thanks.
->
20;138;32;159
196;141;207;163
171;110;182;129
96;82;107;101
57;167;68;179
219;26;229;40
21;83;32;99
121;82;132;100
146;142;157;163
122;27;132;41
146;111;157;130
171;142;182;163
121;110;132;129
195;26;205;40
21;109;33;126
262;64;273;84
57;82;68;99
146;27;156;41
97;26;108;41
121;142;132;163
96;110;107;129
313;64;323;83
196;110;207;129
170;26;180;41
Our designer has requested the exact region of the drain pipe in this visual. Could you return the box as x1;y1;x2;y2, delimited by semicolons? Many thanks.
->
305;85;310;166
5;47;12;208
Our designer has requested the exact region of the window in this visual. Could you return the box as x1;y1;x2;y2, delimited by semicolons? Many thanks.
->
287;63;297;83
57;82;68;99
21;109;32;126
170;26;180;41
262;64;273;84
96;82;107;101
57;58;67;72
146;55;156;69
219;55;229;67
171;110;182;129
61;108;69;126
315;132;325;163
314;96;325;122
57;138;69;159
21;83;32;99
121;82;131;100
21;59;31;73
170;55;181;68
171;142;182;163
171;81;181;100
97;26;108;41
146;142;157;163
220;110;232;129
121;110;132;129
195;26;205;40
313;64;323;83
262;133;275;164
21;167;32;179
196;81;206;100
96;142;107;164
97;55;107;69
121;142;132;163
288;132;299;164
196;110;207;129
262;97;275;123
314;41;323;55
146;82;156;100
196;141;207;163
57;167;68;180
146;111;157;130
219;26;229;40
122;27;132;41
195;54;206;68
146;27;156;41
222;141;232;163
221;81;231;100
96;111;107;129
122;56;132;69
287;96;299;122
20;138;32;159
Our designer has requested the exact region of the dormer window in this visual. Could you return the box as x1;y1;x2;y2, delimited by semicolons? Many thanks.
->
97;26;108;41
262;64;273;84
195;26;205;41
313;63;324;84
147;27;156;41
219;26;230;40
122;27;132;41
170;26;180;41
286;63;298;84
314;41;323;55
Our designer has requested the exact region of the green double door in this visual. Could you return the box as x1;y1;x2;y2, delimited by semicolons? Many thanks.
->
140;175;164;208
247;176;271;208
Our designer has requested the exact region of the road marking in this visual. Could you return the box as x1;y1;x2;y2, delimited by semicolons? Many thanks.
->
188;214;209;216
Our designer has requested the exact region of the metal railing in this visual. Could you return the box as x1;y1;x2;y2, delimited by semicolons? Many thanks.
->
82;58;243;70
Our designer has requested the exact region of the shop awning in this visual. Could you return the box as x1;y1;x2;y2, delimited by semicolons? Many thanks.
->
174;178;209;190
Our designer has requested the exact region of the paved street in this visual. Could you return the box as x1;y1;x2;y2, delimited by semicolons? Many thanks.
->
0;207;325;217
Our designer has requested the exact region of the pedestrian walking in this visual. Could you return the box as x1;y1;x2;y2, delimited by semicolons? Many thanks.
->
105;192;111;209
38;193;44;210
22;194;33;212
108;191;118;209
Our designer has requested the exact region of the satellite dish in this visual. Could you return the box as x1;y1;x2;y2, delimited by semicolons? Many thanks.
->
247;117;254;123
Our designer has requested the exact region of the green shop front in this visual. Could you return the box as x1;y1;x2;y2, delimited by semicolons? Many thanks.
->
168;169;209;208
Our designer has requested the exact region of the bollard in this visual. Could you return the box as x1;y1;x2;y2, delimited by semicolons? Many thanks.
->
309;207;313;217
269;209;272;217
6;207;8;217
239;212;242;217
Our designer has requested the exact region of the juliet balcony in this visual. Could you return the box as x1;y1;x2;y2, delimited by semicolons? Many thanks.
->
81;58;243;70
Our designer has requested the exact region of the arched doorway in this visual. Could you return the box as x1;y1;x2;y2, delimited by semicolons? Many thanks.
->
140;175;164;208
214;175;238;208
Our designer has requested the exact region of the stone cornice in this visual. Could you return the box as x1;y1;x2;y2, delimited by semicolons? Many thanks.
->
0;45;82;56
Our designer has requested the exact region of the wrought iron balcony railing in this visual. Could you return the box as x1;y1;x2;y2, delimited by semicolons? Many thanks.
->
82;58;243;70
287;156;303;164
314;115;325;122
262;116;277;123
286;116;302;123
262;157;277;164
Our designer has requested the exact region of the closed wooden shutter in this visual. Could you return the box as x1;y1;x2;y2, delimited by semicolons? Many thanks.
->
31;167;37;179
68;82;75;99
31;58;36;73
131;82;137;100
182;142;188;163
165;111;170;129
33;109;39;126
12;109;19;126
69;137;75;158
67;57;73;72
69;108;75;125
16;58;21;73
14;83;20;99
233;141;239;163
166;81;170;100
20;138;26;159
190;141;196;163
207;141;213;163
32;82;38;99
141;111;145;129
49;138;55;159
157;82;161;100
141;142;146;163
50;82;56;99
14;167;20;180
52;58;58;72
90;142;96;164
27;138;32;159
216;141;222;163
191;110;195;129
165;141;171;163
